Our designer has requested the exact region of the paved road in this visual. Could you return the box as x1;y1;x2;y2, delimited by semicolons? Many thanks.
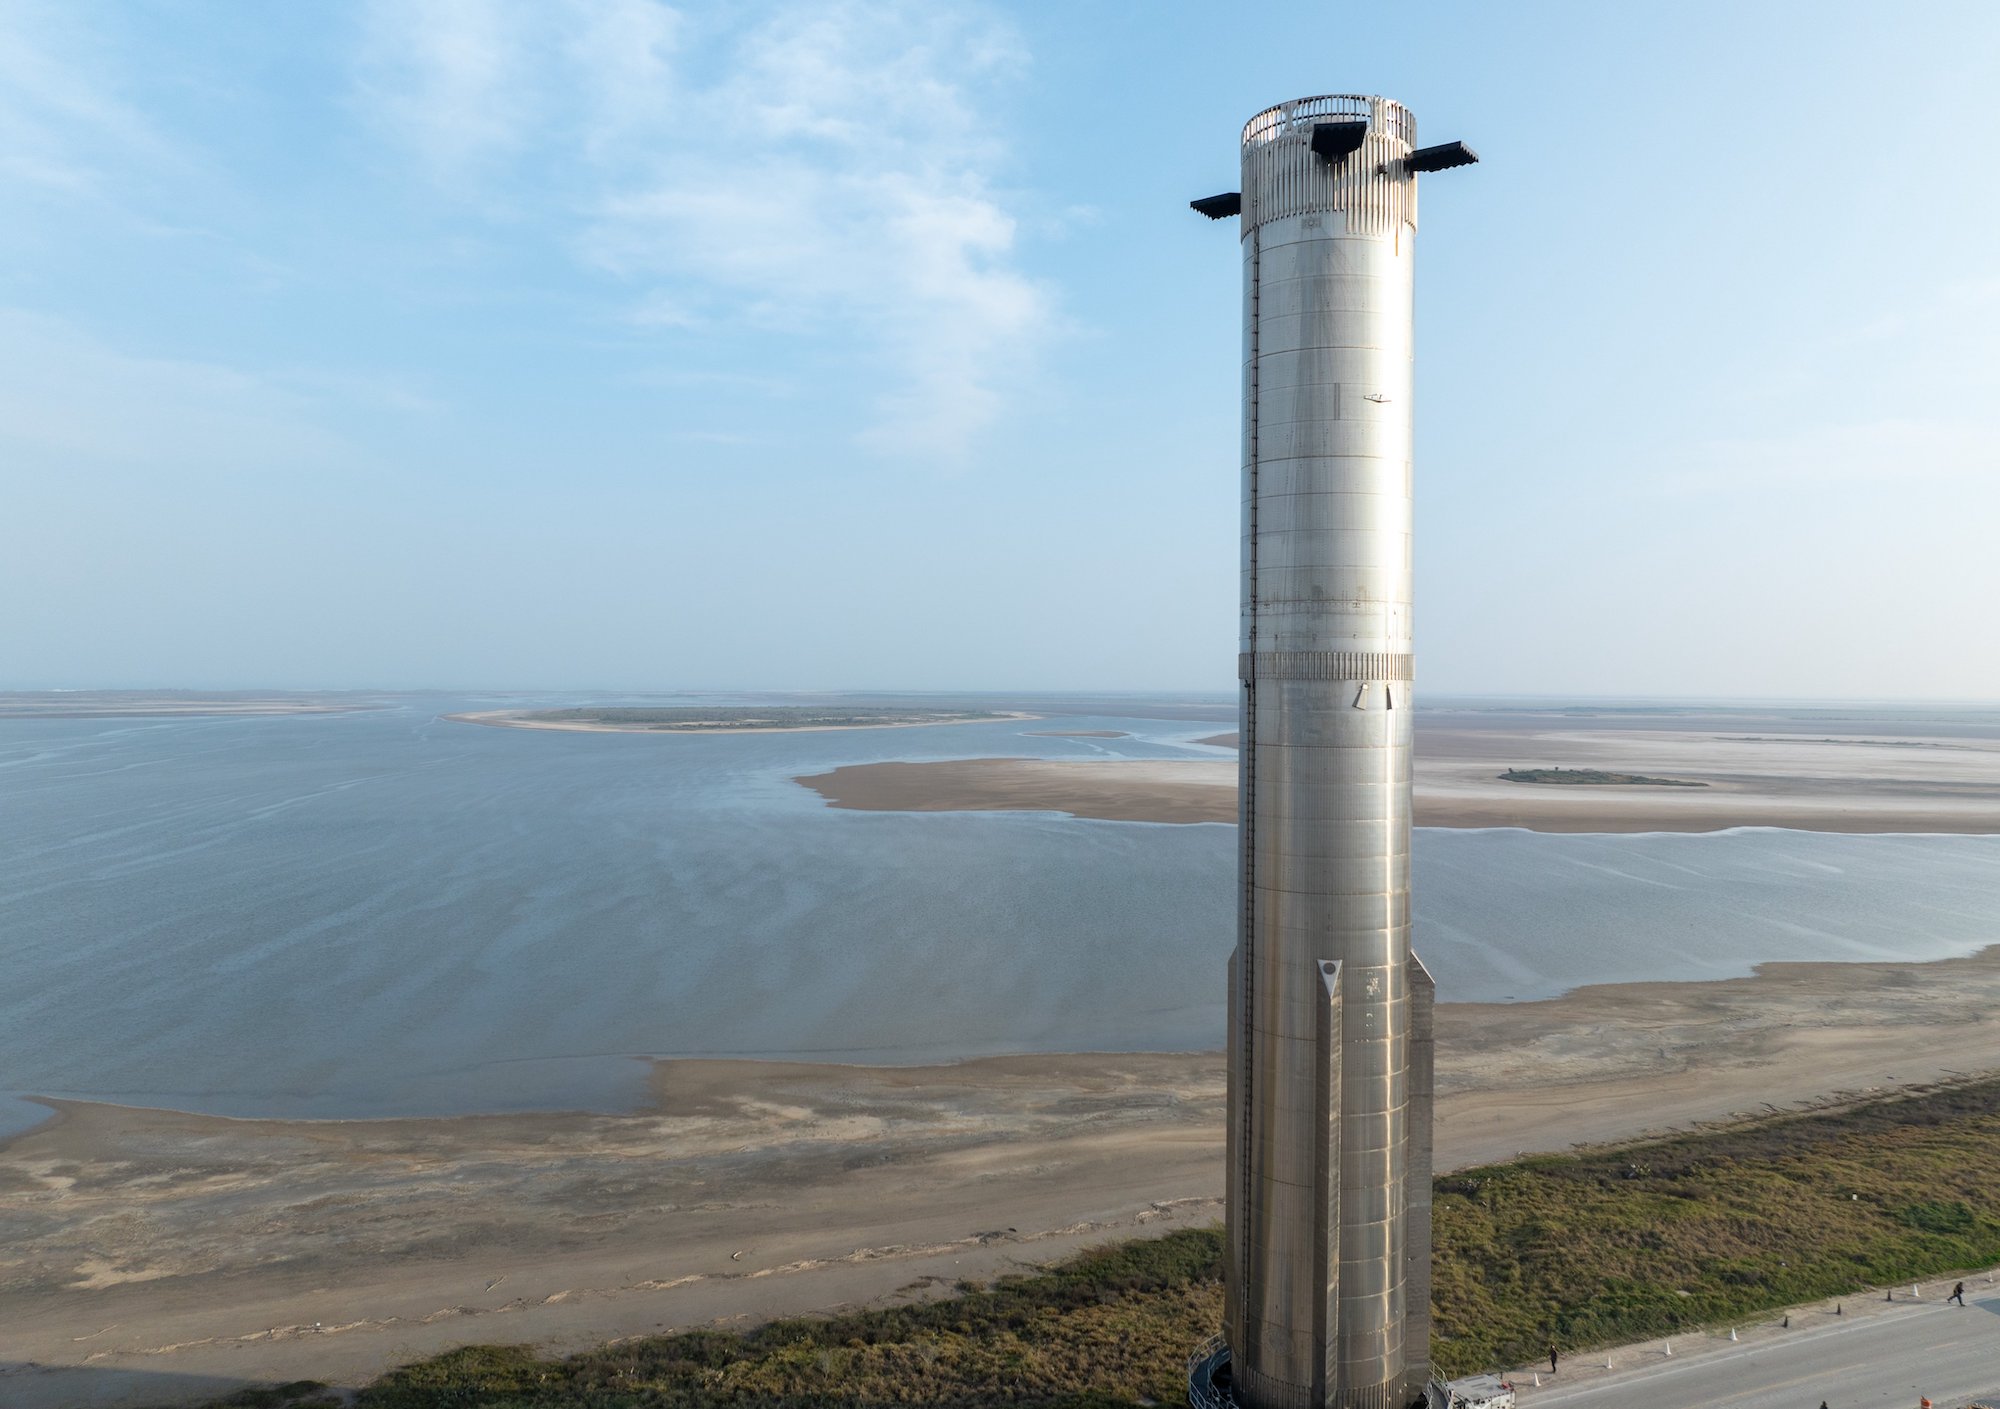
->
1513;1294;2000;1409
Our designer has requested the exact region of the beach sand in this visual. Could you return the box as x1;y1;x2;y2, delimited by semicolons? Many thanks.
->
797;714;2000;833
11;947;2000;1406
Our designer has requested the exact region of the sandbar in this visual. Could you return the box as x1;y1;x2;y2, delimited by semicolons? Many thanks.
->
801;757;1239;823
449;709;1037;736
797;711;2000;833
11;946;2000;1406
0;692;378;720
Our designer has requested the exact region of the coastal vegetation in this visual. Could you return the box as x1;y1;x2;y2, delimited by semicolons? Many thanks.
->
1428;1076;2000;1366
195;1077;2000;1407
1500;766;1707;787
191;1080;2000;1400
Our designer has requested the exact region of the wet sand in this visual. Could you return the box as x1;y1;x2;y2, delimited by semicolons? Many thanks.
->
11;947;2000;1406
798;716;2000;833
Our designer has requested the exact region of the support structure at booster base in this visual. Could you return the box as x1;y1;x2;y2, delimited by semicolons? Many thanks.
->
1189;95;1477;1409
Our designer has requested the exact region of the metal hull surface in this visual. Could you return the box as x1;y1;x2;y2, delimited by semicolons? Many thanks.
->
1222;94;1434;1409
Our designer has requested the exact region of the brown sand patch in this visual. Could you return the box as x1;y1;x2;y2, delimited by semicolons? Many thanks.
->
11;949;2000;1404
801;757;1237;824
797;716;2000;834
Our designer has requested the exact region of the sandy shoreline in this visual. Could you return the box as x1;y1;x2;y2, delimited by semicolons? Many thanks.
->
796;715;2000;833
446;709;1038;736
11;947;2000;1406
0;695;378;721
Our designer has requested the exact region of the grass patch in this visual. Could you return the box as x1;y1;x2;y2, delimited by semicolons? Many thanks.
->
197;1383;341;1409
191;1079;2000;1407
1430;1078;2000;1369
359;1234;1216;1409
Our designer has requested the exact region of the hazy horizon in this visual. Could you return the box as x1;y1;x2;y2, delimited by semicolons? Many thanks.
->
10;685;2000;711
4;1;1997;699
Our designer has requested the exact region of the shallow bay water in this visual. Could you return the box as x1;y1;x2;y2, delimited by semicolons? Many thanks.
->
2;699;1996;1138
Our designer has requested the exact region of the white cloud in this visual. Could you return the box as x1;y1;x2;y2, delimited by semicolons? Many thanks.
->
0;309;348;475
1679;274;2000;499
1825;277;2000;356
0;3;188;199
356;0;1053;459
1672;419;2000;493
673;429;758;445
590;3;1047;458
566;0;682;160
355;0;536;183
624;290;702;329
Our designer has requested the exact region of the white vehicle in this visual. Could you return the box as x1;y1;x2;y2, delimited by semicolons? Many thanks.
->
1427;1373;1517;1409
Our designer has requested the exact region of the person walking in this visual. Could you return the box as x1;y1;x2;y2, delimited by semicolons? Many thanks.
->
1951;1281;1966;1306
1548;1346;1558;1376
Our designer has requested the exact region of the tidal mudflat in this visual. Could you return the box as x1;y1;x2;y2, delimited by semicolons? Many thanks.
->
6;699;2000;1144
11;947;2000;1407
6;695;2000;1404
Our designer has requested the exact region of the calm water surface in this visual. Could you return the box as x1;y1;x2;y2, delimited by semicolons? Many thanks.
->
3;699;1996;1137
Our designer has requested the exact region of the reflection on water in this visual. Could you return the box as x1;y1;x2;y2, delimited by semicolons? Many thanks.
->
2;699;1995;1137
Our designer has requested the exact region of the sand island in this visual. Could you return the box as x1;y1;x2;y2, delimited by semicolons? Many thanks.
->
794;706;2000;834
450;705;1031;735
0;691;379;719
1498;766;1706;787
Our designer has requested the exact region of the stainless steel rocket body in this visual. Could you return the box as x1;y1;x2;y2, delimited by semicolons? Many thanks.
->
1223;95;1436;1409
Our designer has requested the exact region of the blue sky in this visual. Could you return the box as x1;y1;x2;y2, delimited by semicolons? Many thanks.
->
3;1;1996;698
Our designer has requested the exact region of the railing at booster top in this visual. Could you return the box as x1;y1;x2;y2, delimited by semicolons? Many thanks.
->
1187;1333;1234;1409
